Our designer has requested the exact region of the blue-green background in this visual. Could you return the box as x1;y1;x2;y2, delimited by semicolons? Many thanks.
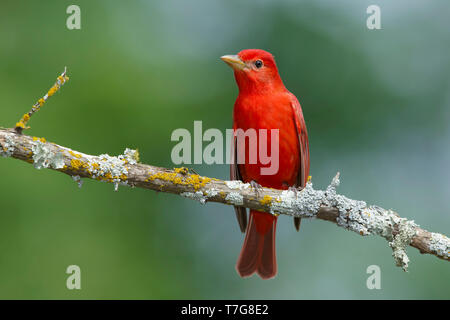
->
0;0;449;299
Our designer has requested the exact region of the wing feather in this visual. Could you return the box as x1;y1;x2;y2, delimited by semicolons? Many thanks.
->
230;135;248;233
289;94;310;231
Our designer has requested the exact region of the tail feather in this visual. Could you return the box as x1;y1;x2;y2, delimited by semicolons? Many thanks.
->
257;219;277;279
236;210;277;279
235;214;261;277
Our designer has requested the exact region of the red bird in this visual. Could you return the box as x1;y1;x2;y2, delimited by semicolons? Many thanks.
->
221;49;310;279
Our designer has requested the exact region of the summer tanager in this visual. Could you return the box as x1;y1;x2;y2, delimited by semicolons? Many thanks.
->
221;49;310;279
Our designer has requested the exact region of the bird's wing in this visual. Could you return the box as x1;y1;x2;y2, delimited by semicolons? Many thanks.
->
290;94;310;230
290;94;310;188
231;134;248;233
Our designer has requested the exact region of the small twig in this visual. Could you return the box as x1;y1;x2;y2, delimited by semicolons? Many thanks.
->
14;67;69;134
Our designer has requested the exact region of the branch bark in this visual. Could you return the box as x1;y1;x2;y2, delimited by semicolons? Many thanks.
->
1;128;448;270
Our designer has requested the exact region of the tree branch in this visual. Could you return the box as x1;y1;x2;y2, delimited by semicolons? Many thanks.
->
0;128;448;270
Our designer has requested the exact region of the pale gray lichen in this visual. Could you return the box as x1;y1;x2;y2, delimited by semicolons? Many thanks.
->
271;183;324;217
335;203;418;271
268;172;420;270
226;192;243;206
388;218;417;271
429;233;450;260
0;135;15;157
270;189;297;214
206;188;219;198
122;148;138;165
323;174;418;270
32;140;64;170
91;153;128;178
87;148;137;190
325;174;370;234
72;175;83;188
181;191;206;204
225;180;250;190
271;173;342;217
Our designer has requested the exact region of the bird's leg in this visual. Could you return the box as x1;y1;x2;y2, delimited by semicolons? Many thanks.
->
250;180;262;197
285;184;304;231
288;185;299;196
283;182;303;196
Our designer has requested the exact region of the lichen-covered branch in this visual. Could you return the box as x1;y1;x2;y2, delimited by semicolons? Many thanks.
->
1;128;448;270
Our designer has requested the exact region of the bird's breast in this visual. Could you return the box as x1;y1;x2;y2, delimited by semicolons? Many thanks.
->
233;93;300;189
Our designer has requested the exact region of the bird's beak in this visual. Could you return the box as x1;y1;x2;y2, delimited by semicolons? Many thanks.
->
221;55;245;70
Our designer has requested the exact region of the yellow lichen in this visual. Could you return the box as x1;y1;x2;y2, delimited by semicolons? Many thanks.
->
146;169;211;191
70;159;83;170
15;121;25;129
174;167;189;175
57;75;66;83
91;163;100;170
47;86;57;97
15;113;32;130
32;136;46;143
70;159;91;174
69;150;82;159
260;195;273;206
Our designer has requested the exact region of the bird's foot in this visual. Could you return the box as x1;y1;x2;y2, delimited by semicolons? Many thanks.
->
287;186;304;231
250;180;262;197
287;185;304;197
288;185;298;195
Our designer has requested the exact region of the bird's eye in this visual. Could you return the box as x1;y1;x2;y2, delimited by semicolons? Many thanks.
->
254;60;263;69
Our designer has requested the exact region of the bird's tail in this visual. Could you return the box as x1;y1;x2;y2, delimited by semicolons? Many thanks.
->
236;210;277;279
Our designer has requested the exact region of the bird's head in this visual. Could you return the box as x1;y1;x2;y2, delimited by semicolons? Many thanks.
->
221;49;284;94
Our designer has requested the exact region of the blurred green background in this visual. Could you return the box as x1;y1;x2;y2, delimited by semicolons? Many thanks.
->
0;0;449;299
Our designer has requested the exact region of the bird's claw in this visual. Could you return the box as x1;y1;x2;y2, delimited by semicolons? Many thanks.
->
288;186;304;197
250;180;262;197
